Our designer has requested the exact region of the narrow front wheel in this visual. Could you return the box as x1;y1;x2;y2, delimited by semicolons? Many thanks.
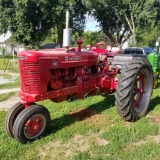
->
13;105;50;144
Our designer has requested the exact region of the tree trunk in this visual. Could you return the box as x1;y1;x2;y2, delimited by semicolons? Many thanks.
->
132;31;137;46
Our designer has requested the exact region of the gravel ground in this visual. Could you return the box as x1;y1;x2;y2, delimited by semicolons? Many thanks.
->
0;70;19;85
0;70;20;110
0;95;20;111
0;88;20;94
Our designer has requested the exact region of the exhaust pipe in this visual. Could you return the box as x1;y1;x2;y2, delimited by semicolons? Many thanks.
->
63;10;72;50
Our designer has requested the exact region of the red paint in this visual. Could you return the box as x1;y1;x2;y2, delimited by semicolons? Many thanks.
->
77;39;83;52
24;115;45;138
18;46;119;107
133;73;145;108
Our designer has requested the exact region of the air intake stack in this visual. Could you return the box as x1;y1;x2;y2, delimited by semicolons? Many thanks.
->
63;10;72;51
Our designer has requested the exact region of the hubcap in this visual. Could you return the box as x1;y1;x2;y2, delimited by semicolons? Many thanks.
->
24;114;46;139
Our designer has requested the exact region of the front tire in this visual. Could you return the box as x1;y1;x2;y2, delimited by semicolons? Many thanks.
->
13;105;50;144
115;59;153;121
5;102;24;138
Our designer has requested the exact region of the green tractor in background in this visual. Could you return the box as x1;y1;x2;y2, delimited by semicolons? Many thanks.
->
147;52;160;88
122;46;160;88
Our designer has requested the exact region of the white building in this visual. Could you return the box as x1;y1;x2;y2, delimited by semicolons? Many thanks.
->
0;31;25;55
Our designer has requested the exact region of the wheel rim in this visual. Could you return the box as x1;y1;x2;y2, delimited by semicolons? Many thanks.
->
24;114;46;139
133;69;151;113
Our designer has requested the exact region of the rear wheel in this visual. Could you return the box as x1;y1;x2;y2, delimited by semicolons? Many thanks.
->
13;105;50;144
115;59;153;121
5;102;24;138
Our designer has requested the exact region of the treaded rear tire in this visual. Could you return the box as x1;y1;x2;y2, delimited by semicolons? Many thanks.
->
115;59;153;121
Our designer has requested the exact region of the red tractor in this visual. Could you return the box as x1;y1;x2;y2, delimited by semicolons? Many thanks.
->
5;11;153;144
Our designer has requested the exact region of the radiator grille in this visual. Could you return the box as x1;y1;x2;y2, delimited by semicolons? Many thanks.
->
19;61;40;92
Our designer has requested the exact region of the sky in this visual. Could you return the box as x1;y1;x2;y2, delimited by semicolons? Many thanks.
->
85;15;100;31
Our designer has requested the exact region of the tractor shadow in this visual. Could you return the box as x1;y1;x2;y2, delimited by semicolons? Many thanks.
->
47;84;160;136
148;96;160;113
47;94;115;135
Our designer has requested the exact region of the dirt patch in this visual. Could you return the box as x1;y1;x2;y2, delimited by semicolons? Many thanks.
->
123;133;160;153
0;92;20;110
0;70;20;110
69;108;97;121
0;88;20;94
122;115;160;152
38;133;109;159
38;134;90;159
147;135;160;144
132;134;160;146
147;115;160;126
94;136;109;146
0;70;19;85
68;108;108;126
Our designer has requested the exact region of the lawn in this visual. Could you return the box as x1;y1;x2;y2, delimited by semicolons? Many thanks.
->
0;56;20;91
1;57;160;159
1;85;160;159
0;55;18;72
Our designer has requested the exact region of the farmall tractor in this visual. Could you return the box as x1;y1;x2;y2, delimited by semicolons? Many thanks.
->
5;11;154;144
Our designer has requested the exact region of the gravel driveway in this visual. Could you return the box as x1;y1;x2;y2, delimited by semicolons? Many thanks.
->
0;70;20;110
0;95;20;110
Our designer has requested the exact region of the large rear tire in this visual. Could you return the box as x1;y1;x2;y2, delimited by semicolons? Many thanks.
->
115;59;153;121
13;105;50;144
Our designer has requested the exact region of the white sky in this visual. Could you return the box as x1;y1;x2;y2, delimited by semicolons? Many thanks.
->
85;15;100;31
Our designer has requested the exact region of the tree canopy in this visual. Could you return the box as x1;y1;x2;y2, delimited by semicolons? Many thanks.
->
0;0;86;48
86;0;159;47
0;0;55;47
0;0;159;48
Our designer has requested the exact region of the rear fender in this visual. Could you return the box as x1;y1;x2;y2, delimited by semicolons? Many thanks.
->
111;54;147;69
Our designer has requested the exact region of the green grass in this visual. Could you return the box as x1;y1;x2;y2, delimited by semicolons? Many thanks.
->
0;84;160;160
0;57;20;89
1;57;160;159
0;57;7;70
0;57;18;72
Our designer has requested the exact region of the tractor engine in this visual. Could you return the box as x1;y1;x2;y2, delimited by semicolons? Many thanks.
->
17;8;118;105
18;48;117;104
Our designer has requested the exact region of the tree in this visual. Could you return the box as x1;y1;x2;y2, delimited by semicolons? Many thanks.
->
120;0;157;45
86;0;130;47
86;0;158;47
76;31;106;47
155;0;160;39
135;0;160;47
0;0;57;47
0;0;86;48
